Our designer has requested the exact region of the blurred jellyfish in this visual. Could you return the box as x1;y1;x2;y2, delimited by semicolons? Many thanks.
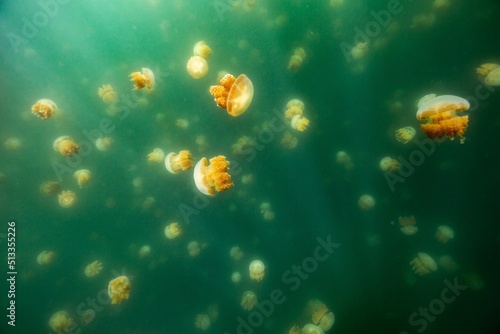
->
187;241;201;257
84;260;103;277
281;132;298;149
302;324;325;334
438;255;459;273
32;98;57;119
53;136;79;157
476;63;500;86
193;41;212;59
186;56;209;79
230;246;244;261
241;291;258;311
358;194;375;211
249;259;265;281
37;250;56;265
290;115;310;132
231;271;241;283
241;173;254;185
379;157;400;172
351;42;369;60
108;275;131;304
194;314;211;330
411;13;436;29
288;47;306;71
58;190;77;208
336;150;353;170
95;137;113;151
193;156;233;196
435;225;454;243
410;252;437;276
147;148;165;163
164;150;194;174
175;118;189;129
398;216;418;236
130;67;155;90
209;73;254;116
139;245;151;258
260;202;275;221
3;137;22;151
73;169;91;188
98;84;118;104
395;127;416;144
49;311;74;334
164;222;182;239
308;299;335;331
40;181;61;196
432;0;451;11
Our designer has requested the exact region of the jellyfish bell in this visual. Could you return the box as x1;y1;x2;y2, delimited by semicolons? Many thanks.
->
49;311;74;333
32;98;57;119
53;136;79;157
410;252;437;276
195;314;211;330
95;137;113;151
231;271;241;283
108;275;131;304
302;324;325;334
164;150;194;174
358;194;375;211
84;260;103;277
193;156;233;196
193;41;212;59
139;245;151;258
241;291;258;310
484;66;500;86
130;67;155;90
290;114;310;131
417;94;437;108
186;56;209;79
435;225;454;243
248;259;265;281
40;181;61;196
399;216;418;236
164;222;182;239
37;250;56;265
395;126;416;144
379;156;400;172
98;84;118;104
73;169;91;188
147;148;165;163
286;99;305;111
58;190;77;208
209;73;254;116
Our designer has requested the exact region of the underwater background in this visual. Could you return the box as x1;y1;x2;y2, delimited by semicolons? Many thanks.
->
1;0;500;333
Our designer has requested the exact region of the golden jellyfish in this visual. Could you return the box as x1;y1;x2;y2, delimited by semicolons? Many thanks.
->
40;181;61;196
410;252;437;276
351;42;369;60
260;202;275;221
130;67;155;90
308;300;335;331
147;148;165;163
187;241;201;257
416;95;470;143
3;137;22;151
195;314;211;330
379;156;400;172
399;215;418;236
241;173;254;185
395;126;416;144
435;225;454;243
229;246;244;261
164;150;193;174
231;271;241;283
186;56;209;79
108;275;131;304
284;106;303;121
290;115;310;132
175;118;189;129
302;324;325;334
95;136;113;151
241;291;258;311
288;47;306;71
438;255;459;273
164;222;182;239
193;156;233;196
281;132;299;149
36;250;56;265
139;245;151;258
193;41;212;59
97;84;118;104
73;169;91;188
476;63;500;86
336;150;353;170
209;73;254;116
58;190;77;208
53;136;79;157
49;311;74;334
32;98;57;119
249;259;265;281
358;194;375;211
84;260;103;277
286;98;305;111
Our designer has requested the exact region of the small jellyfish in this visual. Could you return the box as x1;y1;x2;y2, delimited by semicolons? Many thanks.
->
358;194;375;211
195;314;211;330
435;225;454;243
53;136;79;157
164;222;182;239
130;67;155;90
286;99;305;111
3;137;22;151
280;132;299;149
302;324;325;334
438;255;459;273
58;190;77;208
288;47;306;71
416;95;470;143
193;41;212;59
395;126;416;144
40;181;61;196
37;250;56;265
379;157;400;172
399;215;418;236
284;106;303;121
32;98;57;119
187;241;201;257
231;271;241;283
164;150;194;174
97;84;118;104
147;148;165;163
95;137;113;151
108;275;131;304
260;202;275;221
410;252;437;276
193;156;233;196
351;42;369;60
209;73;254;116
186;56;209;79
175;118;189;129
229;246;244;261
49;311;74;334
84;260;103;277
139;245;151;258
241;291;258;311
290;115;310;132
336;151;353;170
249;259;265;281
308;300;335;331
73;169;91;188
476;63;500;86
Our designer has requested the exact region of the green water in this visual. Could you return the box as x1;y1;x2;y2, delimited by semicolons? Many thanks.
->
1;0;500;333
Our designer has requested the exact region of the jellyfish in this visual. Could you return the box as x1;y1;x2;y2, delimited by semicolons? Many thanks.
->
209;73;254;116
435;225;454;243
231;271;242;283
40;181;61;196
187;241;201;257
73;169;91;188
3;137;22;151
288;47;306;71
229;246;244;261
410;252;437;276
164;222;182;239
399;215;418;236
260;202;275;221
139;245;151;258
358;194;375;211
175;118;189;129
416;95;470;143
281;132;298;149
308;300;335;331
241;173;254;185
193;41;212;59
147;148;165;163
351;42;369;60
32;98;57;119
241;291;258;311
141;196;156;211
395;126;416;144
95;137;113;151
438;255;459;273
410;13;436;29
164;150;194;174
58;190;77;208
186;56;209;79
285;106;303;121
290;115;310;132
432;0;451;11
130;67;155;90
302;324;325;334
53;136;79;157
98;84;118;104
286;99;305;111
476;63;500;86
36;250;56;265
379;157;400;172
195;314;211;330
249;259;265;281
108;275;131;304
336;151;353;170
49;311;74;334
193;156;233;196
84;260;103;277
